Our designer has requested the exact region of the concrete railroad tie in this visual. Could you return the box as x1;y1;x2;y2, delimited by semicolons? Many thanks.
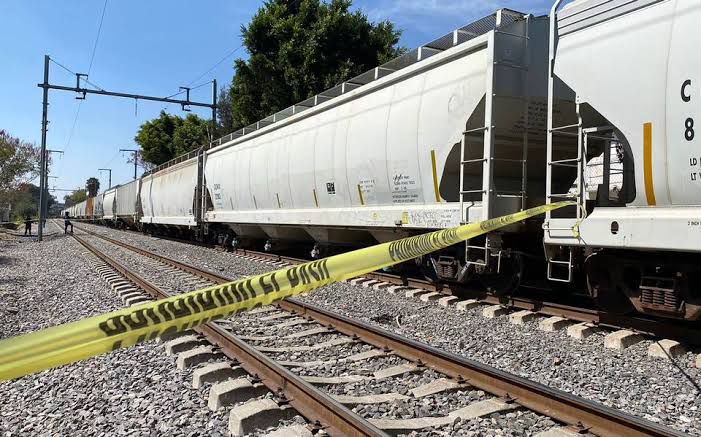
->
192;362;248;389
176;345;222;369
456;299;480;311
405;288;430;298
508;310;538;325
259;312;293;322
369;398;517;433
372;282;390;291
438;296;459;307
332;377;463;406
277;348;387;368
647;339;687;360
539;316;572;332
272;318;312;329
303;363;418;385
228;399;296;437
482;305;509;318
261;424;313;437
164;334;208;356
256;336;353;353
566;322;600;339
534;427;591;437
604;330;644;350
238;327;330;342
385;285;411;294
208;377;268;410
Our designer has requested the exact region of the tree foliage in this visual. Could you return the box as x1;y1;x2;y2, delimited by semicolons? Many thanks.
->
173;114;209;157
134;111;180;166
136;0;403;162
226;0;404;130
0;131;52;221
64;189;87;207
0;130;42;192
134;111;209;166
1;183;55;221
85;177;100;197
217;88;235;136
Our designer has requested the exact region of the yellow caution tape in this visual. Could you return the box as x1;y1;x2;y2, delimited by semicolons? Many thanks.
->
0;202;572;380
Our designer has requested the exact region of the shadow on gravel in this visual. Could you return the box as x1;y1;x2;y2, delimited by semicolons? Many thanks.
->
0;276;25;287
653;340;701;394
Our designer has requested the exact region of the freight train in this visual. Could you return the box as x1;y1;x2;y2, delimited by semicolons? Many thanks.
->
64;1;701;321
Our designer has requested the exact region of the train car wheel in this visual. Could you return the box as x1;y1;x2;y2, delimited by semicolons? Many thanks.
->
586;253;635;315
478;253;523;296
416;256;440;283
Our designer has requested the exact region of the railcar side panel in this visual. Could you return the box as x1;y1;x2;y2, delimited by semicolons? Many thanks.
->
103;189;117;220
85;197;94;219
115;179;140;223
140;158;197;226
203;34;495;232
94;194;104;219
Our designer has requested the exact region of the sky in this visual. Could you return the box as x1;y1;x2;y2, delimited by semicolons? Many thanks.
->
0;0;559;200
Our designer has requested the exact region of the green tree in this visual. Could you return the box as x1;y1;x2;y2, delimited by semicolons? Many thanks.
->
217;87;235;136
85;177;100;197
134;111;182;166
173;114;209;156
0;130;43;192
2;183;55;221
134;111;209;166
64;189;87;207
227;0;403;130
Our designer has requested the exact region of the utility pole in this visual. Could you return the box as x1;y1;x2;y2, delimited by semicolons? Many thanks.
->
46;175;58;217
211;79;217;140
38;55;50;241
119;149;139;180
98;168;112;189
39;148;63;232
35;55;216;241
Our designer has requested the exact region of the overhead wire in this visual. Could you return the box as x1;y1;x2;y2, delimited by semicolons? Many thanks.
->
161;44;243;100
187;44;243;87
49;58;104;91
162;79;214;100
55;0;109;185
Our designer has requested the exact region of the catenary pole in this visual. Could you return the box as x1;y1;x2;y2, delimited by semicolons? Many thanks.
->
98;168;112;188
43;150;63;219
119;149;139;180
36;55;217;240
38;55;50;241
211;79;217;139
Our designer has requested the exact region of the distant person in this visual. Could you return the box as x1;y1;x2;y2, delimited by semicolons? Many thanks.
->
64;212;73;234
24;216;32;236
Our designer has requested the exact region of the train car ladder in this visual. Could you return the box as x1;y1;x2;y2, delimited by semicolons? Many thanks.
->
544;98;584;282
460;14;531;272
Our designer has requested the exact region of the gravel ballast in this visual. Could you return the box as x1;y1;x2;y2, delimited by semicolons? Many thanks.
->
75;222;701;435
0;226;229;436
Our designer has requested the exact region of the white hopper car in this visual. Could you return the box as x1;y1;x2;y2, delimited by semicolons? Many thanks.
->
543;0;701;319
66;2;701;321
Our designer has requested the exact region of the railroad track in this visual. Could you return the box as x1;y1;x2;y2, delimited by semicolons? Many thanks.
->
72;220;701;346
66;222;683;437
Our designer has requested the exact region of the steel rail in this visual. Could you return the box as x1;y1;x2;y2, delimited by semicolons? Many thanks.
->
70;230;387;437
72;225;685;437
